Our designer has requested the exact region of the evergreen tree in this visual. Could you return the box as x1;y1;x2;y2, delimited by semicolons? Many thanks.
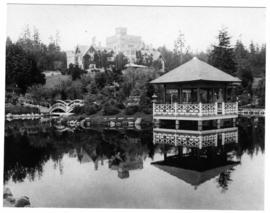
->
234;40;253;94
68;64;85;80
114;52;128;71
255;76;265;106
208;28;236;75
248;42;265;77
174;30;185;64
16;27;66;71
157;46;179;72
6;41;45;93
136;50;143;65
157;46;192;72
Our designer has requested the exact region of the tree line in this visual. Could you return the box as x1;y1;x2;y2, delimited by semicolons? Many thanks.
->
134;28;265;106
6;26;265;107
6;26;66;92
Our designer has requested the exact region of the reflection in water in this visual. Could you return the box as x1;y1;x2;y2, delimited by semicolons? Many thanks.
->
4;117;265;208
4;120;154;183
151;117;264;192
151;140;240;191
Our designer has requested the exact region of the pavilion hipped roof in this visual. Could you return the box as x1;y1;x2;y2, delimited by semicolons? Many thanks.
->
151;57;241;84
152;163;237;186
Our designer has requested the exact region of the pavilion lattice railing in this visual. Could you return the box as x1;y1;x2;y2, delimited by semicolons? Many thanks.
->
153;129;238;149
153;102;238;117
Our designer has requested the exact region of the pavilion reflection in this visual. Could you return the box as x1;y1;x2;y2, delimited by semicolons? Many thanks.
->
153;127;238;149
152;127;240;190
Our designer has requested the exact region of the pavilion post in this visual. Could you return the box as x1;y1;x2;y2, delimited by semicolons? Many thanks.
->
174;102;178;116
199;136;202;149
222;102;225;115
235;131;239;143
175;120;180;129
198;102;203;116
221;133;225;145
163;85;166;103
217;119;221;129
197;87;201;103
198;120;203;131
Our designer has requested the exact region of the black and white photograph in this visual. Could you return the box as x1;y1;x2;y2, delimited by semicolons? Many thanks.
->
1;0;268;211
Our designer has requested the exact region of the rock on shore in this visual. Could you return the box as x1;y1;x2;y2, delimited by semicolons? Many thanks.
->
3;187;30;207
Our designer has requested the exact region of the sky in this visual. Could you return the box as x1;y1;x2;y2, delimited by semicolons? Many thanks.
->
6;4;266;52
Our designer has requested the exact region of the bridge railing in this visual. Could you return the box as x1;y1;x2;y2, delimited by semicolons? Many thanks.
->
49;99;85;113
238;108;265;117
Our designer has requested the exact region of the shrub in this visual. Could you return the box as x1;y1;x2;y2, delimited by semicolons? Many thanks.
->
142;107;152;114
116;102;125;109
84;104;101;115
125;105;139;115
72;106;84;114
103;105;120;116
5;105;40;114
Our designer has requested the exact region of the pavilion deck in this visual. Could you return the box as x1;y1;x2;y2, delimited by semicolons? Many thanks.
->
153;101;238;120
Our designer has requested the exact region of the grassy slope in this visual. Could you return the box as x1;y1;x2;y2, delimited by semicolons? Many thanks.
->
44;75;70;89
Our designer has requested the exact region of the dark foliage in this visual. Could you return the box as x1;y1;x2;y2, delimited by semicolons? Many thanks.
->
67;64;86;80
208;28;236;76
84;104;101;115
103;105;120;116
5;104;40;114
6;41;46;93
125;106;139;115
72;105;85;114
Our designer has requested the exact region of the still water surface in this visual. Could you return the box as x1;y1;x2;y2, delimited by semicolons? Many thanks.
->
4;118;264;209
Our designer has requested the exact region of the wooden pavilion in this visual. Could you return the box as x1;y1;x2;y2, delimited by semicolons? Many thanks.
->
151;57;241;131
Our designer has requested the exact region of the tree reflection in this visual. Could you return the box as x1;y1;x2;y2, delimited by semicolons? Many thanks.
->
4;121;155;182
216;168;234;192
237;117;264;158
4;117;264;186
4;133;50;183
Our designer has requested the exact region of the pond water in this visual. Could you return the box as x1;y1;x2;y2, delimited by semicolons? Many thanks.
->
4;117;264;209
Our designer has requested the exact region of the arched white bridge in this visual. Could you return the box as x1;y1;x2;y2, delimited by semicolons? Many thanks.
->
49;99;84;114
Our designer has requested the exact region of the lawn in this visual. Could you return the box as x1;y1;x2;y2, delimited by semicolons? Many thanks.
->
44;74;71;89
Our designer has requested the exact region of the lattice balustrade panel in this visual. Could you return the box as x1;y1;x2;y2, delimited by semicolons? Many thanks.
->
224;131;237;144
175;134;200;147
201;103;216;116
202;134;217;147
176;104;199;116
224;102;237;115
154;104;175;116
153;132;175;145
